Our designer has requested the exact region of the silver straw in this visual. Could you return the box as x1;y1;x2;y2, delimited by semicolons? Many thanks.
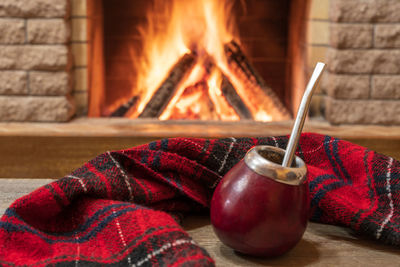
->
282;62;326;167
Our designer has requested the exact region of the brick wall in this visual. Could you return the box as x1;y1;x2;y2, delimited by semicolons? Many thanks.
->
0;0;74;121
324;0;400;125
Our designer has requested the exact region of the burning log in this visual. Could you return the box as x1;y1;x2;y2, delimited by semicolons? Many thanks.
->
221;75;253;120
224;40;291;120
168;81;217;120
139;53;197;118
109;53;196;118
110;96;139;117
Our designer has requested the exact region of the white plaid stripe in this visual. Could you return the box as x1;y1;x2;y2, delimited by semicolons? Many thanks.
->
108;151;134;202
132;239;195;267
218;137;236;173
376;157;394;239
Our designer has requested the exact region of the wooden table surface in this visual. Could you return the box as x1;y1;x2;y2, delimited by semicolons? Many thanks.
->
1;179;399;266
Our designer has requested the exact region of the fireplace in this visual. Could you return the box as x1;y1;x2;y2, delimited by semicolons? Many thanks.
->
0;0;399;125
87;0;306;122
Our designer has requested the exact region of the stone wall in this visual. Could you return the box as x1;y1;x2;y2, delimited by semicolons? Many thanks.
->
324;0;400;124
0;0;74;121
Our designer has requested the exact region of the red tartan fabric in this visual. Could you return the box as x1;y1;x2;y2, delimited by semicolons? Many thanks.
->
1;133;400;266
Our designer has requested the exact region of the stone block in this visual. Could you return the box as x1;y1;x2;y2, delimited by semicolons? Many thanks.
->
372;75;400;99
71;43;87;67
73;91;87;116
309;94;324;118
74;67;87;92
330;24;373;48
307;21;330;45
326;73;370;99
309;0;329;20
0;0;68;18
327;49;400;74
330;0;375;22
0;45;68;70
0;96;75;121
307;46;328;71
71;0;86;17
27;19;69;44
375;0;400;22
71;18;86;42
0;19;25;44
325;97;400;125
30;71;70;95
375;25;400;48
0;71;27;94
330;0;400;22
319;70;330;94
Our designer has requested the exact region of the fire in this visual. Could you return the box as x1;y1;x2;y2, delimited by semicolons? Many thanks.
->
123;0;283;121
159;65;239;120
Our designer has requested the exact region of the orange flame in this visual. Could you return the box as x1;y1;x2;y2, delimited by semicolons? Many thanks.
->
127;0;273;121
130;0;240;119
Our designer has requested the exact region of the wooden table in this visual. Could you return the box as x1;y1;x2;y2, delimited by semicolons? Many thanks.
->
1;179;399;266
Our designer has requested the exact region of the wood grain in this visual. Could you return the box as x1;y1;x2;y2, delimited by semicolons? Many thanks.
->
0;179;53;215
2;118;400;139
183;216;400;266
1;119;400;178
0;136;157;178
1;179;399;266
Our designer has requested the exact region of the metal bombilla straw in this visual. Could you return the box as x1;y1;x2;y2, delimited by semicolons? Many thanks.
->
282;62;326;167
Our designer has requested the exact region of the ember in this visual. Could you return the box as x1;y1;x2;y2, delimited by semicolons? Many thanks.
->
109;0;290;121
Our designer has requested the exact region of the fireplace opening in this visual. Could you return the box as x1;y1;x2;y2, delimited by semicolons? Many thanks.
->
87;0;309;121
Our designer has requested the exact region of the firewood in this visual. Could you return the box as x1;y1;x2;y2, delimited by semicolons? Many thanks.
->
221;75;253;120
139;53;197;118
110;96;139;117
168;81;217;120
224;40;291;120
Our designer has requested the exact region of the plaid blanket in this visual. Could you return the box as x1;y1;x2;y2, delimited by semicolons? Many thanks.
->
1;133;399;266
